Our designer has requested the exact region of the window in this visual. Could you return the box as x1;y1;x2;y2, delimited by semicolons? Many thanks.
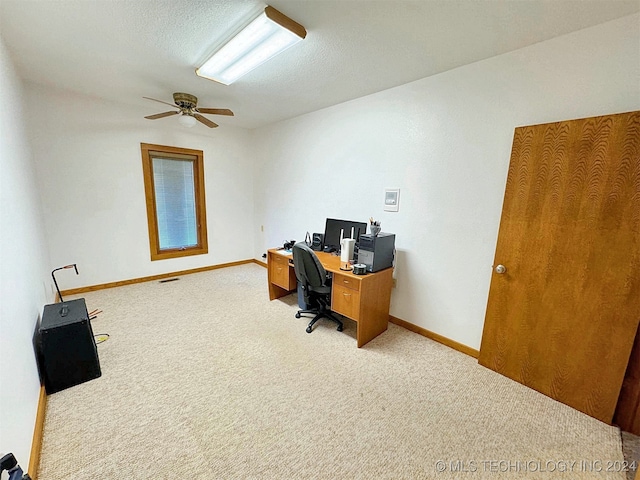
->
141;143;208;261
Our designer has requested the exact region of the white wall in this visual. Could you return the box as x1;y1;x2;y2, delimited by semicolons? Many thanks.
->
252;14;640;350
25;85;255;290
0;39;52;474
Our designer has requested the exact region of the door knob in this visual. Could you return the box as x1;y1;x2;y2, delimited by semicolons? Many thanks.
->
495;264;506;274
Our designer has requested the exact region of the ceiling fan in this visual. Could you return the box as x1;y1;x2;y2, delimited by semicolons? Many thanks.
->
143;92;234;128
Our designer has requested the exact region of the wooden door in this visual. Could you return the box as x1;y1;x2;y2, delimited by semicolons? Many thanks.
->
479;111;640;424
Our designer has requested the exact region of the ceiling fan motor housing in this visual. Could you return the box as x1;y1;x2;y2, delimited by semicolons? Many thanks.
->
173;92;197;109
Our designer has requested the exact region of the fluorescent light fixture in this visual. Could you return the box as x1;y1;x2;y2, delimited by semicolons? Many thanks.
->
196;6;306;85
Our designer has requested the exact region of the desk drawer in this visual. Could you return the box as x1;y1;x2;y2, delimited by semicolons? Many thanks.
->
271;252;290;266
271;254;295;290
333;273;360;292
332;284;361;321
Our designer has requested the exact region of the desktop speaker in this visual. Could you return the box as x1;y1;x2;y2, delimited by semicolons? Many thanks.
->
37;298;101;394
311;233;324;251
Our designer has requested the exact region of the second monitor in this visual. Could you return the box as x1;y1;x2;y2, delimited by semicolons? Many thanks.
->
323;218;367;253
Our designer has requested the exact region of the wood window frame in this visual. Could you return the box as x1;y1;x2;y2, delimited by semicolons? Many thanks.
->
140;143;208;261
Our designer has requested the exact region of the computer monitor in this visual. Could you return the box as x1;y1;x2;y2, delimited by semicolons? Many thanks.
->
323;218;367;252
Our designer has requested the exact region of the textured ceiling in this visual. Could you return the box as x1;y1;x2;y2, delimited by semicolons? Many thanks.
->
1;0;638;130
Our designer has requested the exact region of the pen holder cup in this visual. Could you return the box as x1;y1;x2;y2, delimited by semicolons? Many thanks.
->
371;225;381;236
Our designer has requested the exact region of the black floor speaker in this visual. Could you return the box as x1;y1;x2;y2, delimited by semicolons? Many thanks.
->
38;298;101;394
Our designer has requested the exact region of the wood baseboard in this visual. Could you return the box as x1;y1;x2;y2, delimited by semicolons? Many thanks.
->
389;315;479;358
60;259;257;296
253;258;267;268
28;385;47;479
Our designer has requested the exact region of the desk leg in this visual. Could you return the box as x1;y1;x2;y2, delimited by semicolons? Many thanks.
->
269;282;291;301
356;269;394;348
357;314;390;348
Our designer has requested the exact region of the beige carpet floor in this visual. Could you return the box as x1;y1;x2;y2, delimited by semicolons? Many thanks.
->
37;264;631;479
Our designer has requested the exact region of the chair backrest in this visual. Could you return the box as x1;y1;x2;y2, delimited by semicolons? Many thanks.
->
292;242;327;288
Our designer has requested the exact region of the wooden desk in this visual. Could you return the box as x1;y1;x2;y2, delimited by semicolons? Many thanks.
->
267;248;393;347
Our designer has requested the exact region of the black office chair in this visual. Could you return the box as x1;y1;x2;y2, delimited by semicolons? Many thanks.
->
292;242;343;333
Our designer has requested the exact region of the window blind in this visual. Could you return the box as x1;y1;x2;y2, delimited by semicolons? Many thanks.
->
152;157;198;250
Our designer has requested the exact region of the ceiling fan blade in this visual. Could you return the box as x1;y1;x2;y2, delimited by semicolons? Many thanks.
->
195;114;218;128
196;108;234;116
143;96;177;108
145;111;179;120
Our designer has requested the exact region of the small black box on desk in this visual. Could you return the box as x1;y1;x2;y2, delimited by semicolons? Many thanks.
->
37;298;101;394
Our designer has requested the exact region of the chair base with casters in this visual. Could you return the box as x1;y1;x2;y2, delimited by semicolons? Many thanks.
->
295;296;343;333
